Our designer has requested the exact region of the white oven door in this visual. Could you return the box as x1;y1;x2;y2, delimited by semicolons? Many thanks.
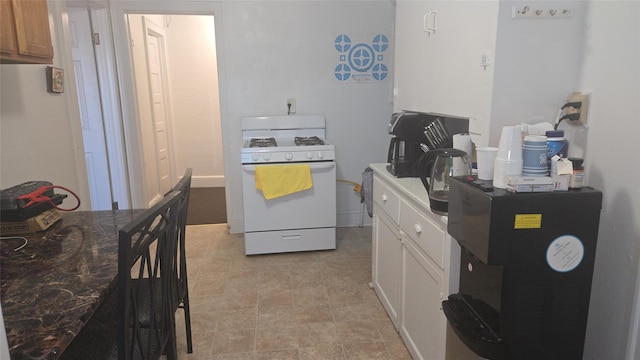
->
242;162;336;232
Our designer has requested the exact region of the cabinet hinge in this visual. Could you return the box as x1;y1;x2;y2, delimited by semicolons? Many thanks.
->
92;32;101;45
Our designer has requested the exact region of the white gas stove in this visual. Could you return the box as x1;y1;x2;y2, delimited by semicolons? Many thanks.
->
240;115;337;255
241;115;335;164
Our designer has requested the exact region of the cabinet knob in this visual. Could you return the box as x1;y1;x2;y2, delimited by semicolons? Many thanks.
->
414;224;422;234
382;194;388;202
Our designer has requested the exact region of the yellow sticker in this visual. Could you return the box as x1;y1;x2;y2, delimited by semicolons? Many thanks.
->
514;214;542;229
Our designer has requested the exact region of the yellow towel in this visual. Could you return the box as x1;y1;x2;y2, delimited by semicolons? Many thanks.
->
255;164;313;200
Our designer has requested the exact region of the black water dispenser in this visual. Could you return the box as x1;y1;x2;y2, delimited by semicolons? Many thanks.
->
444;176;602;360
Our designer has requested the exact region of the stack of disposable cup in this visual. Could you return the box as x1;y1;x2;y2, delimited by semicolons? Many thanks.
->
493;125;523;188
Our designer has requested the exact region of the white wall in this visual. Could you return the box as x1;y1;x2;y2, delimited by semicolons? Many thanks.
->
0;0;91;210
579;2;640;359
219;1;395;229
486;0;588;146
393;0;588;148
108;1;395;230
165;15;224;188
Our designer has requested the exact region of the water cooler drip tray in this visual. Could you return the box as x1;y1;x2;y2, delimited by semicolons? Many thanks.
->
442;294;506;359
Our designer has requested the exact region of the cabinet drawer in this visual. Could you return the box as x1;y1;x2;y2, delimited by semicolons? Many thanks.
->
400;200;445;269
373;175;401;225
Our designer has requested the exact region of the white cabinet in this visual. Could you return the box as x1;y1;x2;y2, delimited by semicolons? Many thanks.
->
371;163;460;360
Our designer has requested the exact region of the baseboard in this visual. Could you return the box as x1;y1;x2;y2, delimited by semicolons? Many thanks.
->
337;207;372;227
191;175;225;188
228;217;244;234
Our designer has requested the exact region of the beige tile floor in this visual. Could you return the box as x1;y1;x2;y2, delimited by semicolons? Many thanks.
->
170;224;413;360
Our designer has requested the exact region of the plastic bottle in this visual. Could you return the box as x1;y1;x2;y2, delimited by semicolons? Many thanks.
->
546;130;569;159
569;158;584;189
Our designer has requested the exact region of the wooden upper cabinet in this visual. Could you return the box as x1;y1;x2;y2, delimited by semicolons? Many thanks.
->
1;0;54;64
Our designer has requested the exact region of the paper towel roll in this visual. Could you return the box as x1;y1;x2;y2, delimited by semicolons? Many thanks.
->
453;133;473;157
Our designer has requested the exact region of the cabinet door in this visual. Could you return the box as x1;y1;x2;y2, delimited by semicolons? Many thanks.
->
12;0;53;59
400;237;446;360
372;210;402;328
0;0;53;63
0;0;17;54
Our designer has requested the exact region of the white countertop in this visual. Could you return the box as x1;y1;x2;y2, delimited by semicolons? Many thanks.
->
369;163;448;225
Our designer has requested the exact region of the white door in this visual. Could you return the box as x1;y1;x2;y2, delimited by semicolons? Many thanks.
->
401;237;447;360
143;18;173;196
68;8;112;210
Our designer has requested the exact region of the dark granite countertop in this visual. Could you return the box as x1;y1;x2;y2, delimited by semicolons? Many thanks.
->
1;210;144;360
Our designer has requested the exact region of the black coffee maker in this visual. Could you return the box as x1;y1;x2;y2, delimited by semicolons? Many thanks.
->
387;111;470;177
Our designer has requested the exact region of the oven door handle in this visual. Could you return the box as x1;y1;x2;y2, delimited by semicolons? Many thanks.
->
242;162;336;173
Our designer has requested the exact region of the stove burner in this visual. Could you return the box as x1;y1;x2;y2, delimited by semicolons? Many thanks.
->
295;136;325;146
249;137;277;148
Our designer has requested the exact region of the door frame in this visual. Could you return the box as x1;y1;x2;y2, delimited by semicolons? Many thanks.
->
108;1;229;210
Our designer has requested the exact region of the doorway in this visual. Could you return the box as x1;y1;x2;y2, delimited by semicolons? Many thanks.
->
66;4;227;223
127;13;226;222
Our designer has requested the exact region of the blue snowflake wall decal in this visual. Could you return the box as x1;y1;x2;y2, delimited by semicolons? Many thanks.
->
334;34;389;82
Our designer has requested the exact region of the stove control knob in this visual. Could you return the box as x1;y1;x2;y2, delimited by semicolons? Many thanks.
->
263;153;271;161
318;151;325;159
307;152;314;159
285;152;293;161
252;153;260;161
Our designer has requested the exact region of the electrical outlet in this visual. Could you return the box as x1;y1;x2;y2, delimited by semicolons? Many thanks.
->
566;92;590;126
287;98;296;114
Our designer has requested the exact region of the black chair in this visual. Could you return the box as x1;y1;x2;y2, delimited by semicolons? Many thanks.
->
118;191;181;360
61;191;182;360
172;168;193;353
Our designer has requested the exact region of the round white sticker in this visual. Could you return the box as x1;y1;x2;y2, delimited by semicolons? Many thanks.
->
546;235;584;272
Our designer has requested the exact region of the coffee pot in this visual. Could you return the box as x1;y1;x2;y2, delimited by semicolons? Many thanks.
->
386;112;471;178
418;148;472;214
